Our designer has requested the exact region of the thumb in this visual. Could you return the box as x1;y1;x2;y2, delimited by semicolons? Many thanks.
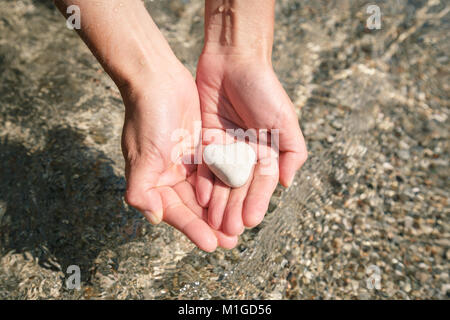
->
277;105;308;187
124;162;163;225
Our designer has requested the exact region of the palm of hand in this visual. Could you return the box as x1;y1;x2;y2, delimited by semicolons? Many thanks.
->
121;68;237;251
195;55;307;235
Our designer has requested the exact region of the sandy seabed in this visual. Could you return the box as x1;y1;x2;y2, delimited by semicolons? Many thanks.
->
0;0;448;299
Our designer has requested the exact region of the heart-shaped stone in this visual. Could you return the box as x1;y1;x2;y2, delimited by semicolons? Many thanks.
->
203;142;256;188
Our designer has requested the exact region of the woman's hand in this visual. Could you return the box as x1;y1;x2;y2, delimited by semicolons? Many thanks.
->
121;65;238;252
195;54;307;236
195;0;307;236
54;0;238;251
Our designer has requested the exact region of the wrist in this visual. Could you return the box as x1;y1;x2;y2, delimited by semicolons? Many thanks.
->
202;29;273;63
113;45;183;91
118;58;193;114
55;0;183;91
103;21;183;90
202;0;274;63
198;49;273;75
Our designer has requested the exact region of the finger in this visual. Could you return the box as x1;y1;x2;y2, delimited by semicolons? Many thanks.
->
157;162;196;187
174;179;237;249
243;158;279;228
196;128;232;207
196;162;214;207
173;180;204;217
208;179;231;230
159;187;218;252
214;231;239;249
277;111;308;187
279;150;307;187
174;179;209;226
222;169;253;236
125;162;163;225
186;170;197;187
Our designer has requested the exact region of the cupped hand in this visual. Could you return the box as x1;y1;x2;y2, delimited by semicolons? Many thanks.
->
120;66;237;252
196;54;307;236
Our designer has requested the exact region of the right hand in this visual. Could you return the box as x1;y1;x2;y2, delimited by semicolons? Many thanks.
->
120;64;237;252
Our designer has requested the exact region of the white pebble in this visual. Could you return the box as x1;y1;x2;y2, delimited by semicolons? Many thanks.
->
203;142;256;188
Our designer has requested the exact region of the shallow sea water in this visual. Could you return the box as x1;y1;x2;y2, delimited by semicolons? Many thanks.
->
0;0;448;299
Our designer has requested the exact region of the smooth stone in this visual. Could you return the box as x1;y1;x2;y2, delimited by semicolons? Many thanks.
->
203;142;256;188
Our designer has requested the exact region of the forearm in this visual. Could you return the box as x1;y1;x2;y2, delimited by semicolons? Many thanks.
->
54;0;181;88
203;0;275;62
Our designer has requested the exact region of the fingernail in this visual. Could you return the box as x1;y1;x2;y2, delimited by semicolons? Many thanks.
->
144;210;162;225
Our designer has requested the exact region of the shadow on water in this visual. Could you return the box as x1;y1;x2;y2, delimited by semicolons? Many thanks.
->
31;0;55;10
0;126;143;283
